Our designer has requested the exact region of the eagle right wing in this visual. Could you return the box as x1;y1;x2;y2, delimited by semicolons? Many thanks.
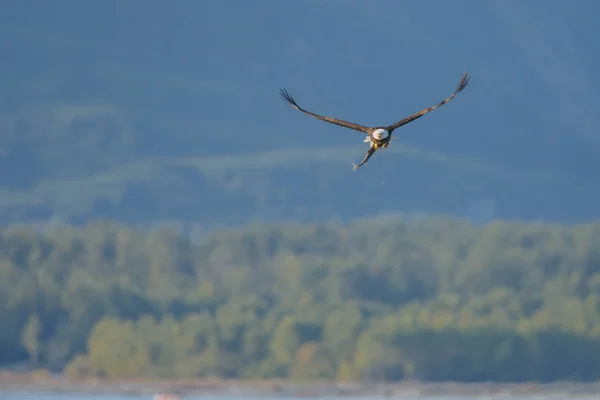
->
385;71;470;131
279;89;371;134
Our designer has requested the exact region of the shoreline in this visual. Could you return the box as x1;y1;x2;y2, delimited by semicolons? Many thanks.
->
2;372;600;398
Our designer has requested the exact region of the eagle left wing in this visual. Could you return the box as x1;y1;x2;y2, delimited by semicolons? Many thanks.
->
279;89;371;134
385;71;470;131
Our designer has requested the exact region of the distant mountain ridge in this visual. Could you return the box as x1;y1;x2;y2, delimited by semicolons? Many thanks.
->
1;1;599;226
0;139;598;227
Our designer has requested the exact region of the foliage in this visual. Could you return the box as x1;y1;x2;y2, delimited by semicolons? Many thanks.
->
2;216;600;382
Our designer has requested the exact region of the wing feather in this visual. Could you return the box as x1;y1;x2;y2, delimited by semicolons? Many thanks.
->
279;89;371;134
386;71;470;131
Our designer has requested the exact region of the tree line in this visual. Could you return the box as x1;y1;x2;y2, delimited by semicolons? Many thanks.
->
2;216;600;382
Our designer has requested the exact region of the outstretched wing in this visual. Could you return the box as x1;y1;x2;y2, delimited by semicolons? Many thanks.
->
385;71;470;131
279;89;371;134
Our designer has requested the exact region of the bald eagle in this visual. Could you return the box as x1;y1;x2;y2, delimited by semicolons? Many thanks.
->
280;71;470;170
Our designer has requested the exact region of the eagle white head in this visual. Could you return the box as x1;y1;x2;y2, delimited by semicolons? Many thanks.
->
372;128;389;140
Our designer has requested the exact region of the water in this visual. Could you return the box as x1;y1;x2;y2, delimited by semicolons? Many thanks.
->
1;394;599;400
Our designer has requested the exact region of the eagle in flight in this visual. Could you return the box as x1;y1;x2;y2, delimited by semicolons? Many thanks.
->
279;71;470;170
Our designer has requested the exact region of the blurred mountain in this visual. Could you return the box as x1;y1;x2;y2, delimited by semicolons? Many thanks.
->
1;0;599;227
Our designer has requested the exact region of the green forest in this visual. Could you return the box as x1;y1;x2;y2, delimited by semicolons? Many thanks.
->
2;216;600;382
